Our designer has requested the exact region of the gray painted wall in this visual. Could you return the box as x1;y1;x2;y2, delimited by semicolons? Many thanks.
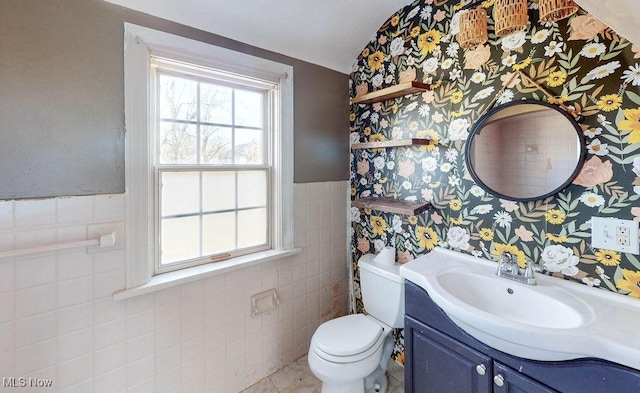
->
0;0;349;199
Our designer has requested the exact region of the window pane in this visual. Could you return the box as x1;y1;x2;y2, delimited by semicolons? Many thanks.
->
159;122;197;164
237;171;267;208
203;212;236;255
203;171;235;212
238;208;267;248
235;90;263;128
201;126;232;164
159;75;197;121
201;83;232;125
161;171;200;216
161;216;200;264
234;129;263;164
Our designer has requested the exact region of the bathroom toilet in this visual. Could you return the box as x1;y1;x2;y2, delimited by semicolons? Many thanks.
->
308;253;405;393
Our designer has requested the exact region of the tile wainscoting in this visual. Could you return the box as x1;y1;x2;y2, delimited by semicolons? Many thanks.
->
0;181;349;392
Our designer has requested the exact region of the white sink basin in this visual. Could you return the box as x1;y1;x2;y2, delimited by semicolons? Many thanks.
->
400;247;640;370
436;268;591;329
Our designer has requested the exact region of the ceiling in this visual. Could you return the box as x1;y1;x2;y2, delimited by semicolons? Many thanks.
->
103;0;639;74
104;0;413;73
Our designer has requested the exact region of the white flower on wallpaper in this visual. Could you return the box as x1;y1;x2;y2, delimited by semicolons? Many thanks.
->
447;118;470;141
390;37;405;57
586;61;621;80
544;41;563;57
449;11;461;35
531;28;551;44
541;245;580;276
471;71;486;83
447;226;470;250
350;206;362;223
578;192;605;207
471;204;493;214
622;64;640;86
633;157;640;176
580;42;606;58
421;157;438;172
423;57;439;74
501;30;526;51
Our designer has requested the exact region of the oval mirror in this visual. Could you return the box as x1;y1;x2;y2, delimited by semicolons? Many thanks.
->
465;101;586;201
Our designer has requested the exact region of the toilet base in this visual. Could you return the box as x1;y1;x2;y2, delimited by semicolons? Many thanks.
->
320;379;365;393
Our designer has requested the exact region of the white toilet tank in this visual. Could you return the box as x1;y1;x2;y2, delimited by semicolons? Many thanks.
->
358;254;405;328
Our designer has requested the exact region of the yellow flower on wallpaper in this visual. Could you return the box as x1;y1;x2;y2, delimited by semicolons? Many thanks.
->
370;216;387;236
416;226;438;250
391;14;400;27
512;57;532;71
368;51;385;72
410;26;421;38
370;133;386;143
545;233;568;243
479;228;494;241
615;269;640;298
491;243;526;267
450;90;463;104
407;216;418;225
418;30;441;55
545;209;566;224
597;94;623;112
547;71;567;87
548;95;569;105
417;129;439;151
449;198;462;211
617;107;640;144
595;249;621;266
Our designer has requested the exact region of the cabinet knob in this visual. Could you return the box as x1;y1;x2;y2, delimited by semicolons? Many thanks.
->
475;364;486;375
494;374;505;387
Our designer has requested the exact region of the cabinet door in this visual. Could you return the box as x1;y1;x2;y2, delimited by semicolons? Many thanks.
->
406;319;492;393
493;362;559;393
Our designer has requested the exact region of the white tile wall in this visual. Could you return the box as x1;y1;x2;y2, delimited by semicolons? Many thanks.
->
0;181;349;392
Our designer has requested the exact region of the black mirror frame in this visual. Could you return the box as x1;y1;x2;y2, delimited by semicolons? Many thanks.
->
465;100;587;202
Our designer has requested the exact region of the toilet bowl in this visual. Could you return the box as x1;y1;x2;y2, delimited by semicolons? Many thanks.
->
308;314;393;393
308;254;404;393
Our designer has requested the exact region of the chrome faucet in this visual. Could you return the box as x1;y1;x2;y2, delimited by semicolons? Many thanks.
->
496;252;537;285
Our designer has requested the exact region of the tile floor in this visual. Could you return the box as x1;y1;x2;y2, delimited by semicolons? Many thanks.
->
240;355;404;393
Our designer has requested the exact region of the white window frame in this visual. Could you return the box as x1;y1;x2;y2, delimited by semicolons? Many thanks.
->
118;23;296;298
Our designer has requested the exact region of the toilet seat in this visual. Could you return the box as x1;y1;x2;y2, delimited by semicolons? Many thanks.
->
311;314;385;363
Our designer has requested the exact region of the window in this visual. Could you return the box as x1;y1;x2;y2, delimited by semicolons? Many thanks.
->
153;59;274;273
122;24;295;293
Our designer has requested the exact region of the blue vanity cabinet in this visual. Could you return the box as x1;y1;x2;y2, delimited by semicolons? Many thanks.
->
405;316;556;393
405;316;492;392
404;281;640;393
492;362;557;393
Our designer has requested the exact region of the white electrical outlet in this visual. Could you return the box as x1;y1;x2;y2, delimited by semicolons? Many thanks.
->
592;217;639;254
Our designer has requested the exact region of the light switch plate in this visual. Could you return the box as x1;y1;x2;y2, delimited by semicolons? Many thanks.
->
591;217;639;254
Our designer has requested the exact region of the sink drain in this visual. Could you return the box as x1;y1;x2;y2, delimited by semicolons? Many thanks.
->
507;288;514;294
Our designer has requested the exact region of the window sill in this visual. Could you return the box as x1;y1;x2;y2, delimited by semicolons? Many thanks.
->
112;248;302;301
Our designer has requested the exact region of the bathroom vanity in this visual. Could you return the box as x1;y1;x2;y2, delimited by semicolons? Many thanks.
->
400;248;640;393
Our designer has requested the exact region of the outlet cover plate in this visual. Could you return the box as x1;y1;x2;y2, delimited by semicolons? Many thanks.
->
591;217;639;254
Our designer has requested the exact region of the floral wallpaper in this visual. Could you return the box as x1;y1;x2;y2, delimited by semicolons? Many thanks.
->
349;0;640;363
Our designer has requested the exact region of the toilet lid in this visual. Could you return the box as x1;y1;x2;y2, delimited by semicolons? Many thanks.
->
313;314;383;357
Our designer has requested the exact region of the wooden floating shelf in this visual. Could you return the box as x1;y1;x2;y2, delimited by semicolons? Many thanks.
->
351;138;433;150
352;197;432;216
351;81;431;104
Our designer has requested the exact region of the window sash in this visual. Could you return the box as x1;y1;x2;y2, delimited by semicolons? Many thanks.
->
155;166;272;273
